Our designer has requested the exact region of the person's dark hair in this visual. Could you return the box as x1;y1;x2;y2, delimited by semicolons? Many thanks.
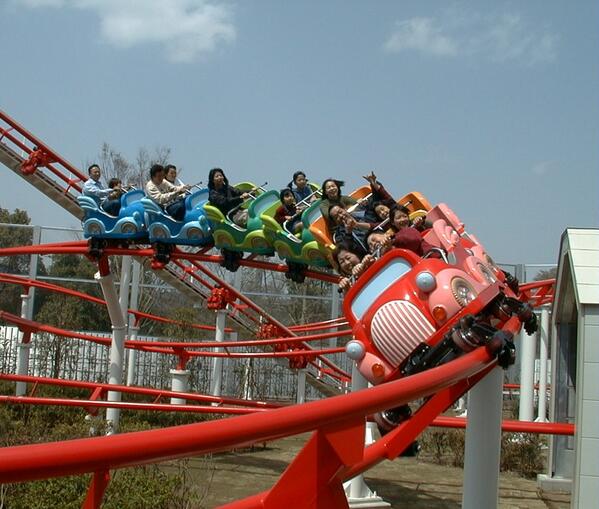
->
321;178;344;199
389;205;410;223
108;177;121;189
287;170;306;189
150;164;165;179
279;188;294;204
208;168;229;190
332;239;366;275
87;164;100;175
165;164;177;173
371;199;396;220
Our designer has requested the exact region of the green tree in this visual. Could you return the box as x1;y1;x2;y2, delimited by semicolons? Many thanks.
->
0;208;47;317
34;254;111;378
35;254;110;331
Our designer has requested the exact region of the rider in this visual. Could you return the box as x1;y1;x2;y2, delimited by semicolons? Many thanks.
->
207;168;252;228
287;171;316;210
387;205;438;257
275;188;303;234
145;164;189;221
164;164;185;186
82;164;122;216
319;179;358;228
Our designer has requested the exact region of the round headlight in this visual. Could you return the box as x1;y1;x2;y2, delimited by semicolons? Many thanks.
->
415;271;436;292
187;227;203;240
451;277;477;307
152;225;169;239
121;222;137;234
87;222;102;235
477;263;497;284
345;340;366;361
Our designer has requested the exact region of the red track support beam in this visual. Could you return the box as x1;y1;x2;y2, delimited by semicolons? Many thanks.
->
82;470;110;509
262;419;365;509
0;345;496;484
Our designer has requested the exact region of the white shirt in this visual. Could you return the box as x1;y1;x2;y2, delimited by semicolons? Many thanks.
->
82;178;112;202
145;179;182;206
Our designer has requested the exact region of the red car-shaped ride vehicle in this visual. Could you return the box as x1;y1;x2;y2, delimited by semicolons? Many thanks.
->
343;203;535;387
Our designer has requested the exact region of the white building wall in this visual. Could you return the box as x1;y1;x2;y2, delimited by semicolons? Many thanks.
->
573;305;599;507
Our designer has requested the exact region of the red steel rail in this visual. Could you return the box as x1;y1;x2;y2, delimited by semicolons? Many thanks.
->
431;416;573;436
0;344;498;484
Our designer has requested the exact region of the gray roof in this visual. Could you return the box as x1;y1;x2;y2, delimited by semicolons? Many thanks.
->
557;228;599;305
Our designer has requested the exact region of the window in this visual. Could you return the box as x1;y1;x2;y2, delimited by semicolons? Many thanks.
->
350;257;412;320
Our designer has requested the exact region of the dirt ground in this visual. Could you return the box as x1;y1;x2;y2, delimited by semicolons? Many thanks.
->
175;433;571;508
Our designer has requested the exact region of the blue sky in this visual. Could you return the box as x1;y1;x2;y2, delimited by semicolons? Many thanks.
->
1;0;597;265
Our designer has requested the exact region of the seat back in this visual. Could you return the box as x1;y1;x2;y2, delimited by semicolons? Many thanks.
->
187;188;209;210
396;191;432;213
249;190;280;219
122;189;145;207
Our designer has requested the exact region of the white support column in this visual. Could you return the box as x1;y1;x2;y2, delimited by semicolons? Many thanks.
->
95;269;128;434
456;395;467;415
210;309;227;399
125;260;142;386
118;255;132;325
537;307;550;422
241;359;253;400
15;226;41;396
296;369;307;404
170;369;191;405
519;325;538;421
462;367;503;509
225;331;239;395
345;364;390;508
125;323;140;386
15;293;32;396
27;226;42;320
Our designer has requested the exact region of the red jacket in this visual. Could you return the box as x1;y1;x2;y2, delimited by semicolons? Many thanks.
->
391;227;439;257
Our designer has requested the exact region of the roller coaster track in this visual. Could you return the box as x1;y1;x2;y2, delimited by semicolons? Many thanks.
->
0;109;346;395
0;109;563;508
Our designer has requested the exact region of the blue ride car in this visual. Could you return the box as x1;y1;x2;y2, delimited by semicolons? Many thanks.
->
140;188;212;245
78;190;147;240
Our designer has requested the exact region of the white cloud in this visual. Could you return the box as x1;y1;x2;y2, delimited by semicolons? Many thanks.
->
384;10;557;65
384;17;458;57
13;0;236;63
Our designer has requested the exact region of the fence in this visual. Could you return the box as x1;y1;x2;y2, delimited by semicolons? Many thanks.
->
0;325;351;402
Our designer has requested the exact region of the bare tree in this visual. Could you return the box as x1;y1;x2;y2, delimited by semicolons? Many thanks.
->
152;145;171;167
92;143;172;190
98;142;130;183
132;147;151;190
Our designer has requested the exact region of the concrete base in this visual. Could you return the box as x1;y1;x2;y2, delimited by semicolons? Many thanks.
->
344;479;391;508
170;369;190;405
537;474;572;493
346;496;391;508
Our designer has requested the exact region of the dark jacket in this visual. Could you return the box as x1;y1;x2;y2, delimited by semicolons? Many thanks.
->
209;186;244;215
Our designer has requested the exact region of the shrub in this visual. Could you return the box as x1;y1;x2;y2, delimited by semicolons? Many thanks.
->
0;384;212;508
420;429;544;478
500;433;545;479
